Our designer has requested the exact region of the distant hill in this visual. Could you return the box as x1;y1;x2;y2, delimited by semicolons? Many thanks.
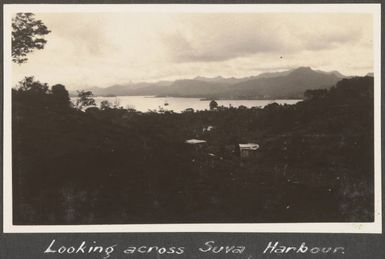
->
221;66;345;99
79;80;173;97
78;67;346;99
192;76;246;85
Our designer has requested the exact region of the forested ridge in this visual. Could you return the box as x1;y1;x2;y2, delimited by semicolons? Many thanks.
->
12;76;374;224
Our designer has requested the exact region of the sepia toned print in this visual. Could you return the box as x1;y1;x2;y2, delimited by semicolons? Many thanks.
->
3;4;381;233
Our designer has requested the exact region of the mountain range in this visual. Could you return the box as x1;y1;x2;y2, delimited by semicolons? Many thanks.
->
79;67;357;99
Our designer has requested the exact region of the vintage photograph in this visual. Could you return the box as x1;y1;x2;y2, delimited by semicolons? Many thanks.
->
4;4;381;232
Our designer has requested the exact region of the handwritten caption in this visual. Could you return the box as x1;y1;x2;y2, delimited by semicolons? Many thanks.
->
44;239;345;258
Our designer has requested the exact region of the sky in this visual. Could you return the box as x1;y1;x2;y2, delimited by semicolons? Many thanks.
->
11;12;373;90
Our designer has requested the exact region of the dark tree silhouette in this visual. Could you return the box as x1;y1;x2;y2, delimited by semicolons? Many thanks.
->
209;100;218;110
76;90;96;109
100;100;112;110
12;13;51;64
304;89;328;100
16;76;49;94
13;77;53;108
51;84;70;108
14;77;73;109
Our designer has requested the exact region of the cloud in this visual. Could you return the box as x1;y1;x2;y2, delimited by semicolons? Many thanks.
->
297;23;363;50
162;13;369;63
11;12;373;88
162;14;294;62
38;13;110;56
162;29;286;63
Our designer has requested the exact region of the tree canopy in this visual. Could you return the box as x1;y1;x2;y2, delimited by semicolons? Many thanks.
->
13;77;71;110
15;76;49;94
52;84;71;108
12;13;51;64
76;90;96;109
209;100;218;110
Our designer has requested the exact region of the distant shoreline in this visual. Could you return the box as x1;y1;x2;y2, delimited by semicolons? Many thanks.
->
71;95;303;101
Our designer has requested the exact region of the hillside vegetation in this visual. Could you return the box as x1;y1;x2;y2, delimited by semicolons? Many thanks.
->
13;76;374;224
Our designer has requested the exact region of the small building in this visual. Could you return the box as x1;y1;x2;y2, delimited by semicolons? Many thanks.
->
185;139;207;144
239;143;260;159
185;139;207;153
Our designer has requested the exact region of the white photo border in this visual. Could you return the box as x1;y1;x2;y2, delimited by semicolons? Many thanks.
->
3;3;382;233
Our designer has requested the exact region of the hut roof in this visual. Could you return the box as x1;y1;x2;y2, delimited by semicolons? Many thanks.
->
239;143;260;150
185;139;207;144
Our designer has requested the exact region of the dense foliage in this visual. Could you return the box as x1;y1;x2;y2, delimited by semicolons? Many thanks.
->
12;13;50;64
12;76;374;224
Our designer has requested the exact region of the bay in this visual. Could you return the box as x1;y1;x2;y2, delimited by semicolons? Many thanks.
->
73;96;302;113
